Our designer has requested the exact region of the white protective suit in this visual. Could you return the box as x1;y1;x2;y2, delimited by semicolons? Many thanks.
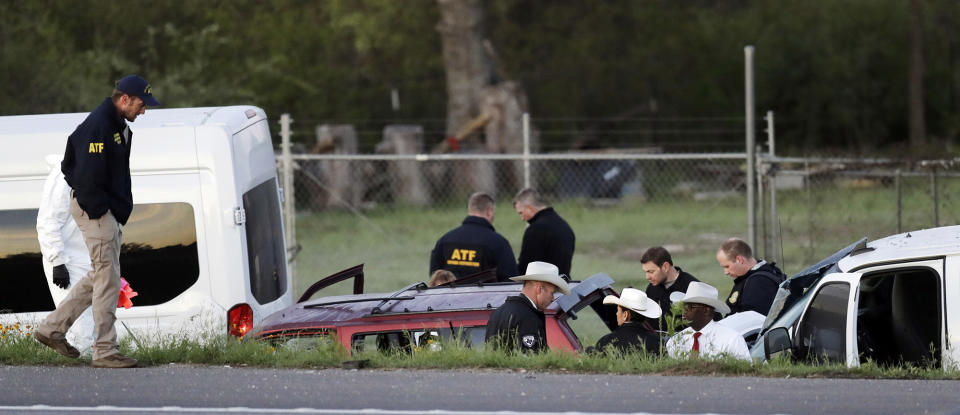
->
36;155;96;355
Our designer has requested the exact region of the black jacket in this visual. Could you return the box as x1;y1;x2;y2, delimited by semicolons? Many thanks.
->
484;294;546;353
430;216;518;282
593;320;662;355
517;207;576;277
726;261;786;315
61;97;133;225
645;268;699;331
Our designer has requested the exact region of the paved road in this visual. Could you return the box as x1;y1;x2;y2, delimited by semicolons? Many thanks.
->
0;365;958;415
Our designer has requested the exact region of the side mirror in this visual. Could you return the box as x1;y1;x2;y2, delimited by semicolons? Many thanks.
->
763;326;793;361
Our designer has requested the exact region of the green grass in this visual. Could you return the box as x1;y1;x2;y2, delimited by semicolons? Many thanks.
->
2;327;957;380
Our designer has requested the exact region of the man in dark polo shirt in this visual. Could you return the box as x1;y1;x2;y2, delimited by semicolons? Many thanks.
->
716;238;786;316
641;246;700;331
430;192;518;282
513;188;575;277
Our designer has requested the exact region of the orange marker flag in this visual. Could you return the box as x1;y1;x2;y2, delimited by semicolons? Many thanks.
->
118;277;138;309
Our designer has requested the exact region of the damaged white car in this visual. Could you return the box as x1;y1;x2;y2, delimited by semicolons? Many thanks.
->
753;226;959;369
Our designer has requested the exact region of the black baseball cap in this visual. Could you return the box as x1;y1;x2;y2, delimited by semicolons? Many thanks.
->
116;74;160;106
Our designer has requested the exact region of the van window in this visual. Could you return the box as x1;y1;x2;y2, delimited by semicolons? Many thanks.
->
0;203;199;313
242;178;287;304
796;282;850;363
0;209;56;313
120;203;199;306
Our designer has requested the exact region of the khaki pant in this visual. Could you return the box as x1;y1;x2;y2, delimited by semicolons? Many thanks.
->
38;197;122;360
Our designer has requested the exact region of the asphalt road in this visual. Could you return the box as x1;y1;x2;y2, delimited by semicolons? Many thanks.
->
0;365;958;415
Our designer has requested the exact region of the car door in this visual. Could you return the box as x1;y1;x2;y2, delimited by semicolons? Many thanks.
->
792;273;861;367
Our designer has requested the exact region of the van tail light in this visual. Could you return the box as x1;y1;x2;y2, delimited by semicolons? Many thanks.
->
228;303;253;338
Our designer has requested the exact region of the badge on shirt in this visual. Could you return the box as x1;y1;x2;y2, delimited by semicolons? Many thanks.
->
729;291;740;303
113;132;122;145
522;335;537;348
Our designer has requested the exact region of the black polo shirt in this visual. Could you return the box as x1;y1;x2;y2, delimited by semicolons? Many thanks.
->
645;268;699;331
429;216;518;282
517;207;576;277
61;97;133;225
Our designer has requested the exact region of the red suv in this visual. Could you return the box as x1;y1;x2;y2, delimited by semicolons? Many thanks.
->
250;265;619;354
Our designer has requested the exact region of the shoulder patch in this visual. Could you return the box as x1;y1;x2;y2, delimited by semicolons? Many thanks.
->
522;335;537;348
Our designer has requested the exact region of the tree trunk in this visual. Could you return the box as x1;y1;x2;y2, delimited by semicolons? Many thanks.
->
908;0;926;150
436;0;493;136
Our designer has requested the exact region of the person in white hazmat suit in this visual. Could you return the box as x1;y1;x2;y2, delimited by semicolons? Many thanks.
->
36;154;96;356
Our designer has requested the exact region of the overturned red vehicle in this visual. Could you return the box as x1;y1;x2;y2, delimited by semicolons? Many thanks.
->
249;265;618;354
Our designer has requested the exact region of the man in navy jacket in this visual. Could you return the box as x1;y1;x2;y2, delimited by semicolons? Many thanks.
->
513;188;575;278
430;192;518;282
35;75;159;368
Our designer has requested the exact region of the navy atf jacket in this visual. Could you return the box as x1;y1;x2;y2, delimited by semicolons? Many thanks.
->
429;216;518;282
517;207;576;278
61;97;134;225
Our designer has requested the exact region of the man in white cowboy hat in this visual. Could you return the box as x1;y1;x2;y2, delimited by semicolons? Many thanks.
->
666;281;751;361
590;288;662;355
484;261;571;353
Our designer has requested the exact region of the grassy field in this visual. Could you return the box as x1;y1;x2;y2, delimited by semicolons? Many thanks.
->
293;195;746;297
293;181;960;297
292;182;960;343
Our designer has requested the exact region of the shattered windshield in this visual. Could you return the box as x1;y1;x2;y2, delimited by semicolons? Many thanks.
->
760;238;864;331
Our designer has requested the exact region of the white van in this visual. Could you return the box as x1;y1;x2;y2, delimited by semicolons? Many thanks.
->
754;226;960;369
0;106;292;341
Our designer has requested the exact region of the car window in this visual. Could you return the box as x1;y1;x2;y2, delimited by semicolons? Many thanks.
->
242;178;288;305
351;326;487;354
796;282;850;363
0;203;199;313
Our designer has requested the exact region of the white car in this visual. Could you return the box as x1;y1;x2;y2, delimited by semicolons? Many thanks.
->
754;226;958;369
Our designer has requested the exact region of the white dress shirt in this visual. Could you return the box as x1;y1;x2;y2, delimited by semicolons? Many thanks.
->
667;320;751;361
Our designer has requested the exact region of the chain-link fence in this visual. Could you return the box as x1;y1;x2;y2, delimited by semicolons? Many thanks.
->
757;158;960;275
274;114;960;299
281;151;750;296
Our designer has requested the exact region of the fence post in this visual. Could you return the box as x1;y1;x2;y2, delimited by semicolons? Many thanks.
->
745;45;757;248
765;110;778;264
280;113;296;291
931;168;939;227
896;169;902;234
522;112;531;189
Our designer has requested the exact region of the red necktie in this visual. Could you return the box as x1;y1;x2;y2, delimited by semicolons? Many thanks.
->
692;331;702;352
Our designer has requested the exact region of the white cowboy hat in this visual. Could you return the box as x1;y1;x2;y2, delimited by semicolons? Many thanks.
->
603;288;662;319
510;261;571;295
669;281;731;315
